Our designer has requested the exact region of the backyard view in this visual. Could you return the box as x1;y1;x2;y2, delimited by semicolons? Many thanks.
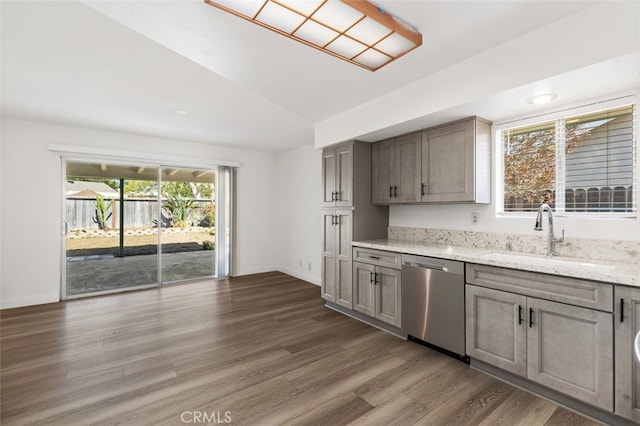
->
65;162;216;296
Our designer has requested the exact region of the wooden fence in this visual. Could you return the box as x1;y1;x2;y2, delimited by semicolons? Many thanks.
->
504;185;634;213
66;198;214;230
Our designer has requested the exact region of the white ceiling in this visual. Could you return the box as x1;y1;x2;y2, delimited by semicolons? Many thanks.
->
1;1;639;152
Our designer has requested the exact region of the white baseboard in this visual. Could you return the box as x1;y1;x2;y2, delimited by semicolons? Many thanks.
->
233;266;278;277
276;266;320;286
0;293;60;310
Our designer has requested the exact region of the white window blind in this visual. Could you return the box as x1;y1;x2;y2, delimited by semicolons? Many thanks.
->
499;104;636;216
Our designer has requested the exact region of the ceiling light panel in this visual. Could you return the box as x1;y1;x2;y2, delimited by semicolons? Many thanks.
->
257;1;306;33
275;0;324;16
354;48;391;69
294;19;338;47
212;0;265;18
326;35;367;58
346;16;391;46
311;0;364;32
204;0;423;71
375;32;416;57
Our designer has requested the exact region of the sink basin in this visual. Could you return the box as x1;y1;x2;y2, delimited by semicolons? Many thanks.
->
479;252;617;270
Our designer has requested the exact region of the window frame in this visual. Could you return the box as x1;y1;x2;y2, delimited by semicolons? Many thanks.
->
495;94;638;219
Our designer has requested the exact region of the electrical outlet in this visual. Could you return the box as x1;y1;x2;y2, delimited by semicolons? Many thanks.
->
471;212;479;225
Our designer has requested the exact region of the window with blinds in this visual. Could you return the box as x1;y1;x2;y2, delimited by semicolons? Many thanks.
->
500;104;636;216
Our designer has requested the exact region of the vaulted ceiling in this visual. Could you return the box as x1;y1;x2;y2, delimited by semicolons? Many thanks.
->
1;1;639;151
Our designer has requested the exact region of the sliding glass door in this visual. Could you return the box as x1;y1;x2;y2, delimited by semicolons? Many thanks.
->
65;161;159;296
159;166;216;283
63;160;220;298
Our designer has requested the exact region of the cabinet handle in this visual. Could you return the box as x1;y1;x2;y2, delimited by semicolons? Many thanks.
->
394;186;398;197
368;255;380;260
334;191;339;202
374;272;379;285
518;305;523;325
334;215;339;226
529;308;534;328
421;183;426;197
370;272;375;284
331;191;335;201
389;186;393;198
621;298;625;323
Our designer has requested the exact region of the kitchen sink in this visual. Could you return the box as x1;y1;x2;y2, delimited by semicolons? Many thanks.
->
479;252;617;270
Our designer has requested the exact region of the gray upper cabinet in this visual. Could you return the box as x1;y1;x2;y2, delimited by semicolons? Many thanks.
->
615;286;640;422
372;133;421;204
421;117;491;203
322;143;353;207
371;117;491;205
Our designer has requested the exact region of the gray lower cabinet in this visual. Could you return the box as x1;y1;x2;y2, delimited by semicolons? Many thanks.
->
615;286;640;422
466;285;527;376
321;210;352;308
466;264;614;412
353;248;402;328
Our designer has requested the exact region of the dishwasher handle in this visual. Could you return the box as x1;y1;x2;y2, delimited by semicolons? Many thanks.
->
404;261;448;272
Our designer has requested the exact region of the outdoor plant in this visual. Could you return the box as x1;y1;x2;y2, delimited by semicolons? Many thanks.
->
202;240;214;250
163;194;194;228
198;203;215;228
93;194;113;230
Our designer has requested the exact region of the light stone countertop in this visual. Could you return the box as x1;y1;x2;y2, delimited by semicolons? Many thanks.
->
353;239;640;287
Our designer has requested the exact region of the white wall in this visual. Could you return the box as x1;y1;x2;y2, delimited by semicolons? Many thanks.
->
275;144;321;285
0;118;280;309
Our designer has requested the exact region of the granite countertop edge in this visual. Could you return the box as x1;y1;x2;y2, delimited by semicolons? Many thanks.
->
353;239;640;287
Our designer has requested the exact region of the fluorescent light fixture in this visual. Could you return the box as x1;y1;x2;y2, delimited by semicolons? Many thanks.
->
204;0;422;71
527;93;558;105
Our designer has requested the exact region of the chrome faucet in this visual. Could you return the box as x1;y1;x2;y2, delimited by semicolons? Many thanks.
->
534;203;564;257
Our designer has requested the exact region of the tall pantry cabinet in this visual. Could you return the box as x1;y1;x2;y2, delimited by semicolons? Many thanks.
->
321;141;388;309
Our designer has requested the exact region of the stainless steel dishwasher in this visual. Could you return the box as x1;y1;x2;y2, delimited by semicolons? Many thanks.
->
402;254;467;360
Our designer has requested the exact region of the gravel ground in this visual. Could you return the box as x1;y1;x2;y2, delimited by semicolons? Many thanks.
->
67;230;214;257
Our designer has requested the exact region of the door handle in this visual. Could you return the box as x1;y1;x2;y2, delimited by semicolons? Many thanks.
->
529;308;534;328
518;305;523;325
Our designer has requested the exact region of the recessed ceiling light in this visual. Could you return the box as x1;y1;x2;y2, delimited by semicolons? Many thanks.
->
175;109;189;115
527;93;558;105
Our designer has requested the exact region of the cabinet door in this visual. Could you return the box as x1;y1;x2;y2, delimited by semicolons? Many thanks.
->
422;119;474;202
320;212;336;302
615;286;640;422
466;285;527;376
353;261;375;316
372;138;394;204
335;211;352;309
527;298;613;411
322;148;337;207
394;133;421;203
375;266;402;328
335;143;353;207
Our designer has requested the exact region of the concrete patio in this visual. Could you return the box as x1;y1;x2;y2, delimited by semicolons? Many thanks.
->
66;250;215;295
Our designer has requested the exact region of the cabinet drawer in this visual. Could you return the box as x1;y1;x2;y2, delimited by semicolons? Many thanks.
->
353;247;401;270
466;263;613;312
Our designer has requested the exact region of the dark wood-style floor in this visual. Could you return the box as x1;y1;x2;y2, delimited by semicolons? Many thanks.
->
1;272;598;425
